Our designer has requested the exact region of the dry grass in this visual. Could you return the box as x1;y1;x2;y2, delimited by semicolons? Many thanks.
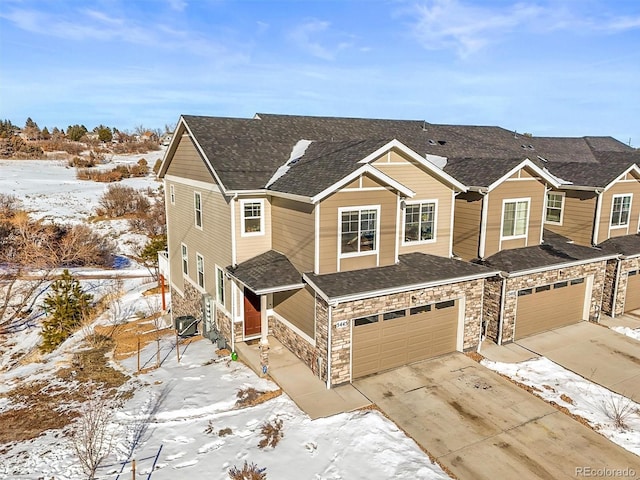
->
257;418;283;449
560;393;574;405
228;461;267;480
465;351;484;363
94;317;172;361
235;387;282;409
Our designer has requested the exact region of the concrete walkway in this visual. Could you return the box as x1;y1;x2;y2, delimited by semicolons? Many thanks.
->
354;354;640;480
235;337;370;419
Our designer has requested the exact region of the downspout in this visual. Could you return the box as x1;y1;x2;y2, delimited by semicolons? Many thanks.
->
542;186;551;245
592;189;603;246
479;191;489;259
326;304;332;389
611;259;622;318
230;193;238;267
497;273;507;345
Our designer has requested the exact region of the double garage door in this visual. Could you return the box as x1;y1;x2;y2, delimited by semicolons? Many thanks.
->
515;278;587;340
352;300;459;379
625;270;640;312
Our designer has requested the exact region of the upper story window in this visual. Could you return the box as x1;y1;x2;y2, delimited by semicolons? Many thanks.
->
216;266;225;305
545;192;564;224
181;243;188;275
340;206;379;256
611;194;632;228
194;192;202;229
169;184;175;205
502;199;529;238
196;253;205;288
241;199;264;236
404;201;436;244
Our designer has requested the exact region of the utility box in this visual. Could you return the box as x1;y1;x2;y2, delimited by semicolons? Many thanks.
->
175;315;198;337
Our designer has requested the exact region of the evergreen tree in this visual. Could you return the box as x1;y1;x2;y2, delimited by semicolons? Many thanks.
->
41;126;51;140
138;235;167;281
40;269;93;353
24;117;41;140
67;124;88;142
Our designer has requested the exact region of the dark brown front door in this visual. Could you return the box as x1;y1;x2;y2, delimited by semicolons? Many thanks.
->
244;288;261;336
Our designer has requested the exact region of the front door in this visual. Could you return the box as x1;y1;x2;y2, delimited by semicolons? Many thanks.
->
244;288;261;337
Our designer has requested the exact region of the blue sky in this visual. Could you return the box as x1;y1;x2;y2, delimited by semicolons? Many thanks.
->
1;0;639;144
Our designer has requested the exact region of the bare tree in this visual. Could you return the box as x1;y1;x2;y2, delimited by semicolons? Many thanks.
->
70;387;115;479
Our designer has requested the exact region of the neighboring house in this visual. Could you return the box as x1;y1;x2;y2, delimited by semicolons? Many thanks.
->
440;156;617;343
157;113;638;385
158;115;499;387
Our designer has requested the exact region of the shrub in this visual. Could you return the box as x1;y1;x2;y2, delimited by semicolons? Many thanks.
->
228;461;267;480
98;184;149;217
153;158;162;174
257;418;283;449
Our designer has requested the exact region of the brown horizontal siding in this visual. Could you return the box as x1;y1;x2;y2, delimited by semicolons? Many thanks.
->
235;196;272;264
453;192;482;261
546;190;596;246
165;135;214;184
375;157;453;258
318;182;397;274
485;176;545;258
273;286;315;338
271;197;314;273
598;180;640;243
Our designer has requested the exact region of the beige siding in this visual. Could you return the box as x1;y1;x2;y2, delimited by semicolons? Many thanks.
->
318;177;397;274
273;286;315;338
271;197;315;273
165;134;214;183
453;192;483;261
484;173;546;258
545;190;597;246
597;180;640;244
166;179;233;309
235;196;272;264
375;154;453;258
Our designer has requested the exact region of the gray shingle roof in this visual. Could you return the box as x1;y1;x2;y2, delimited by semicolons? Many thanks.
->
598;234;640;257
226;250;303;294
546;158;637;188
442;157;527;188
267;138;392;197
304;253;497;301
482;230;615;273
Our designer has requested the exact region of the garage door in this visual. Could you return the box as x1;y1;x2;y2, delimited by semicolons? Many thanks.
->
352;300;458;379
624;270;640;312
515;278;587;340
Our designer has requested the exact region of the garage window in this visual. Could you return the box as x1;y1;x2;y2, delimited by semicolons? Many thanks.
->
628;270;637;276
383;310;406;320
571;278;585;285
410;304;432;315
436;300;455;309
554;281;568;289
518;288;533;296
354;315;378;326
535;285;550;293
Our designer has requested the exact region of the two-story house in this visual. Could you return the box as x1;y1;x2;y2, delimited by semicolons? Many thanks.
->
158;114;499;387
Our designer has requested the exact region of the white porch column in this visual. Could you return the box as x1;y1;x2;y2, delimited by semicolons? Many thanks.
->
259;295;269;376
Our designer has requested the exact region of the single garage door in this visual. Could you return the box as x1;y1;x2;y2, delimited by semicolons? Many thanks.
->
624;270;640;312
352;300;458;379
515;278;587;340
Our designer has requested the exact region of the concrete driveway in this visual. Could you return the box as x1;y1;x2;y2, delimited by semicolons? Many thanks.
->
354;354;640;480
516;322;640;399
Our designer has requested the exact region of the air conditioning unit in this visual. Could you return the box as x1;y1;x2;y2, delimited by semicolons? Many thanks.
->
175;315;198;337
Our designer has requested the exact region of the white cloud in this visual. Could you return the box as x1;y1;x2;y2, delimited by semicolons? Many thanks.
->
405;0;640;58
167;0;188;12
289;19;335;60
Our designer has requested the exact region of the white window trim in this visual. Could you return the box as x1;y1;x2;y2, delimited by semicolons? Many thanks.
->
338;205;380;258
169;184;175;205
544;192;565;226
194;191;203;230
181;243;188;276
240;199;265;237
215;265;225;306
196;252;205;289
401;199;438;246
500;197;530;241
609;193;632;230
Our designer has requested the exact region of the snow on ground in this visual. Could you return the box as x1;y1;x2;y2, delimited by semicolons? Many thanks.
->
482;357;640;456
611;326;640;341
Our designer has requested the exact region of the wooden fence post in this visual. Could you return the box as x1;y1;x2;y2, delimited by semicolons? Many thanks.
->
132;458;136;480
137;337;141;373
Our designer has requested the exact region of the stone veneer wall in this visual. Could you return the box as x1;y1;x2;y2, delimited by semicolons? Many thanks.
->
268;297;329;382
500;260;607;343
171;282;203;327
216;307;232;348
601;259;618;315
611;257;640;316
328;279;485;385
482;276;503;343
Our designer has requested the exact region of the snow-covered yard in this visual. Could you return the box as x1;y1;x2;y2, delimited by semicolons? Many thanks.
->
482;357;640;456
611;326;640;342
